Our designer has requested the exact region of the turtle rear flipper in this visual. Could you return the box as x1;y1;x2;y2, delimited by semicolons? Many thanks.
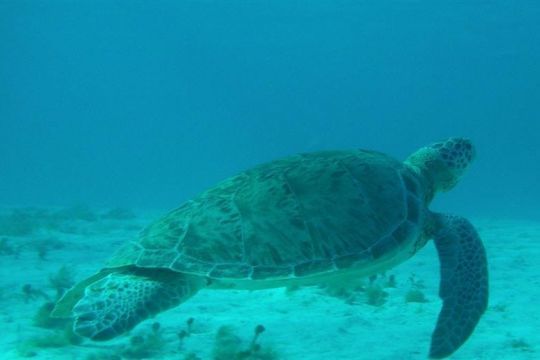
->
73;272;199;340
430;214;488;359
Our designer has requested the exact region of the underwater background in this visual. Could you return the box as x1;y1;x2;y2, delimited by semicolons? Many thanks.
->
1;1;539;359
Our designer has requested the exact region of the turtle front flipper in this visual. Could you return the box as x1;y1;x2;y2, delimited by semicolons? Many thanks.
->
429;214;488;359
72;271;201;340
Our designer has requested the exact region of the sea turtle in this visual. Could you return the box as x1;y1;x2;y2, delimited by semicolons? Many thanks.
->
53;138;488;359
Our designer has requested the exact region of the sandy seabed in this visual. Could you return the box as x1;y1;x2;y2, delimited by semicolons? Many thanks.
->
0;207;537;360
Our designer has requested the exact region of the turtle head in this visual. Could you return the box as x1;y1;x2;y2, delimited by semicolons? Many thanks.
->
405;138;475;194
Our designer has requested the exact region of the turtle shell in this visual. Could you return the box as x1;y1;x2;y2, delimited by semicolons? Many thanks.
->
107;150;426;281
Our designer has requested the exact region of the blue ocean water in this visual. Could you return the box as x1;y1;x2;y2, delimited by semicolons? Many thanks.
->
1;1;539;219
0;1;539;359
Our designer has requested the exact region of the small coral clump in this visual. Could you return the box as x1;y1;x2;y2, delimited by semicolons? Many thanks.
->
404;273;428;303
48;265;75;299
357;274;387;307
121;321;166;359
178;317;197;350
212;324;278;360
318;278;365;305
22;284;50;303
384;274;397;288
364;283;388;307
405;289;427;303
510;338;533;352
0;237;19;256
0;208;43;236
